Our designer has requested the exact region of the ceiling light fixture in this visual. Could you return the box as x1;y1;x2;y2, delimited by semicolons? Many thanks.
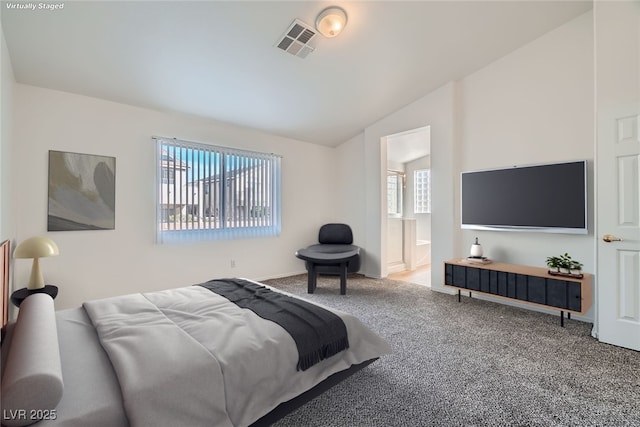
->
315;6;348;38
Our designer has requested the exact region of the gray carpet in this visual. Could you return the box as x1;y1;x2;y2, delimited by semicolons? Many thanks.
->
262;274;640;427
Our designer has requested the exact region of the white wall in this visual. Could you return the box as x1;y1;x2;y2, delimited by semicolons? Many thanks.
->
360;81;460;291
1;22;15;320
1;21;14;242
457;12;594;319
386;218;404;266
385;161;405;267
458;10;595;320
12;85;338;309
8;9;596;320
334;133;367;268
337;11;594;317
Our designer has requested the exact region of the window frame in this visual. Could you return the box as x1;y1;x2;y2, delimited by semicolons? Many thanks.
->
414;168;431;214
387;170;404;217
155;137;281;243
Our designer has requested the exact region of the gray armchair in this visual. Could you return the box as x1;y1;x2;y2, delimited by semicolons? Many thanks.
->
295;224;361;295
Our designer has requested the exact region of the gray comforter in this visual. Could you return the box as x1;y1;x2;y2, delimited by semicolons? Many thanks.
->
83;282;391;427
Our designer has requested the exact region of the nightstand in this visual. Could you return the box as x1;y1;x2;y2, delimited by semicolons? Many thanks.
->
10;285;58;307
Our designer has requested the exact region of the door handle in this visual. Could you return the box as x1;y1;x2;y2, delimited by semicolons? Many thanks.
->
603;234;623;243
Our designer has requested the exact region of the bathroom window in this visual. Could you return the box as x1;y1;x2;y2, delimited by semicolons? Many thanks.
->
414;169;431;214
387;170;404;217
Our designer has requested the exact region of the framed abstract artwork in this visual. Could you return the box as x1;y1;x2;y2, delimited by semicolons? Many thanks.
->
48;150;116;231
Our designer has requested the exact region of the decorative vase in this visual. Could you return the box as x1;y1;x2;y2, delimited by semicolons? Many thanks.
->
470;237;483;258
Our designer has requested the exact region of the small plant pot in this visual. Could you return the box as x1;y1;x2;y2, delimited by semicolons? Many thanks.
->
559;267;570;274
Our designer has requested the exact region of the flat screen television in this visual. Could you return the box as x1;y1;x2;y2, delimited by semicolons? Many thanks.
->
461;160;588;234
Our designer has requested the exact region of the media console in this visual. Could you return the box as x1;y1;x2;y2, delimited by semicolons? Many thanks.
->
444;259;592;326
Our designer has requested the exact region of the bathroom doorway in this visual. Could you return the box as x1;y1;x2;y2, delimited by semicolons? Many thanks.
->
384;126;431;287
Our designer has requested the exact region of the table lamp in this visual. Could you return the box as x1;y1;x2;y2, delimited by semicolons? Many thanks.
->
14;237;59;290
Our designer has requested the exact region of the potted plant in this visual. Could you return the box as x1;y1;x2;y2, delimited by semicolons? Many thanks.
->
569;259;583;275
545;256;561;273
558;253;573;274
546;253;583;277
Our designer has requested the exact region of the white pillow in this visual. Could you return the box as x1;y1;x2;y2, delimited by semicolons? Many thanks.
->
1;293;63;426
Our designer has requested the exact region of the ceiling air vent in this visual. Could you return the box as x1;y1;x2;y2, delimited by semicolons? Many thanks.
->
275;19;317;59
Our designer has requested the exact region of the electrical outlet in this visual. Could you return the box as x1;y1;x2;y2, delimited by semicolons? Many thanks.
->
230;259;236;268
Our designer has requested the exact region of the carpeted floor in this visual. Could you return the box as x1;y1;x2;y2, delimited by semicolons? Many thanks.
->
262;274;640;427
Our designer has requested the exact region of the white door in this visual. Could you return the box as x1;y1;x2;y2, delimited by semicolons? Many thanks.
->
596;1;640;351
597;104;640;351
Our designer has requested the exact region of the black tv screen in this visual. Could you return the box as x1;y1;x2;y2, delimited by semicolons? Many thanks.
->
461;160;588;234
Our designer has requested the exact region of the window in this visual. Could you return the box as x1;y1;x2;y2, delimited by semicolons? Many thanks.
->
156;137;281;243
414;169;431;214
387;170;404;216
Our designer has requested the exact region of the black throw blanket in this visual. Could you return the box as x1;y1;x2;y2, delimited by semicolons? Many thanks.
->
198;278;349;371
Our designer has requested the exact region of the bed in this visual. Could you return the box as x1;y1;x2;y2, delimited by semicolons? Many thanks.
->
0;277;391;427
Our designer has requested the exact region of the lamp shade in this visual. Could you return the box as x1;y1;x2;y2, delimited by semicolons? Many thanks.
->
316;6;347;38
14;237;59;259
14;237;59;290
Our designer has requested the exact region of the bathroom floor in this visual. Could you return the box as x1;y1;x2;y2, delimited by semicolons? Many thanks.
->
388;264;431;287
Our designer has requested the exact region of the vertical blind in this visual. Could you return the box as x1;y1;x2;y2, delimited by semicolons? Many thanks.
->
155;137;281;243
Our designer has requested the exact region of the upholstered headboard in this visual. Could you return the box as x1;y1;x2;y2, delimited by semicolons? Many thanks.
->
1;239;9;334
0;246;65;427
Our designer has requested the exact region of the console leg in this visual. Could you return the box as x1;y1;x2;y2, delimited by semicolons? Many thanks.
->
457;289;461;302
339;262;347;295
560;310;565;327
567;312;571;320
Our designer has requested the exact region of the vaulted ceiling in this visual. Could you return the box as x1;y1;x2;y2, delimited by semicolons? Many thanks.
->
1;1;592;147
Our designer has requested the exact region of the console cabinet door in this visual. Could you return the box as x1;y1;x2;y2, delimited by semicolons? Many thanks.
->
467;267;481;291
507;273;517;299
497;272;508;297
489;270;499;295
528;277;547;305
452;265;467;288
445;263;453;286
516;274;528;301
480;269;491;293
444;263;584;314
567;281;582;312
547;279;568;309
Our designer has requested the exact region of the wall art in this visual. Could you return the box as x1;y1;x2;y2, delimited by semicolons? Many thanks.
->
48;150;116;231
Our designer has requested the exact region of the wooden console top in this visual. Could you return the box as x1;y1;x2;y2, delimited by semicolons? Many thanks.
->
446;258;592;282
445;258;593;316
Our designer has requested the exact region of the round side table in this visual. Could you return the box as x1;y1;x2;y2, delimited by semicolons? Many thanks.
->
10;285;58;307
